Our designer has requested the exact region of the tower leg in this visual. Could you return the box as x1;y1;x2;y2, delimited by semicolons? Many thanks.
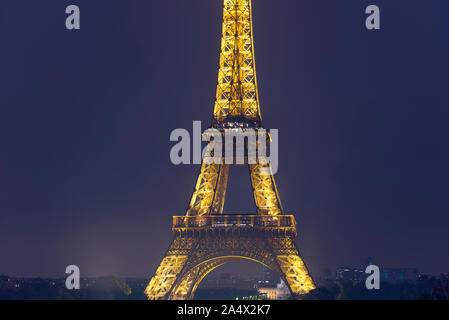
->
267;236;316;296
145;236;197;300
144;254;188;300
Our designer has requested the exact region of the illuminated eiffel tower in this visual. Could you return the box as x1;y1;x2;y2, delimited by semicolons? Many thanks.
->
145;0;315;300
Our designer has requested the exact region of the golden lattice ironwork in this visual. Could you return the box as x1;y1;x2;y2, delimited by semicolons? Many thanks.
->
144;255;188;300
146;229;315;300
213;0;262;125
186;144;282;217
145;0;315;300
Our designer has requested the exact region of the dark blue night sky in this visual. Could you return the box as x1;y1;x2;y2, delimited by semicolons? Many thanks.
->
1;0;449;278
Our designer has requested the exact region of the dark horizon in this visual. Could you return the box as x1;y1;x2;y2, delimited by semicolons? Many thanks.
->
1;0;449;279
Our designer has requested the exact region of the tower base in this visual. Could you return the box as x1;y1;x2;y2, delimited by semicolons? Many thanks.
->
145;215;315;300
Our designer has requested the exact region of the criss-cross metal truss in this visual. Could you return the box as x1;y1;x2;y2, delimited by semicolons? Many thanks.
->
145;0;315;300
186;150;283;217
145;228;315;300
213;0;261;126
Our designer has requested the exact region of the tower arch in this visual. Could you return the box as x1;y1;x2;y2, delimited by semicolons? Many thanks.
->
170;255;279;300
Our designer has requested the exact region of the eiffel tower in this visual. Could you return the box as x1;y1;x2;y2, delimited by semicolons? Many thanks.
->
145;0;315;300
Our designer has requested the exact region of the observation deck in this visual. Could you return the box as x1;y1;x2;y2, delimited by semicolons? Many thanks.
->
172;214;297;235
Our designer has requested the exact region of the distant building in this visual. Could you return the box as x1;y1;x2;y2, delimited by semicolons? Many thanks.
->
336;268;366;282
204;266;291;300
257;287;277;300
257;280;290;300
380;268;420;283
336;266;420;283
200;273;256;291
256;265;279;288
